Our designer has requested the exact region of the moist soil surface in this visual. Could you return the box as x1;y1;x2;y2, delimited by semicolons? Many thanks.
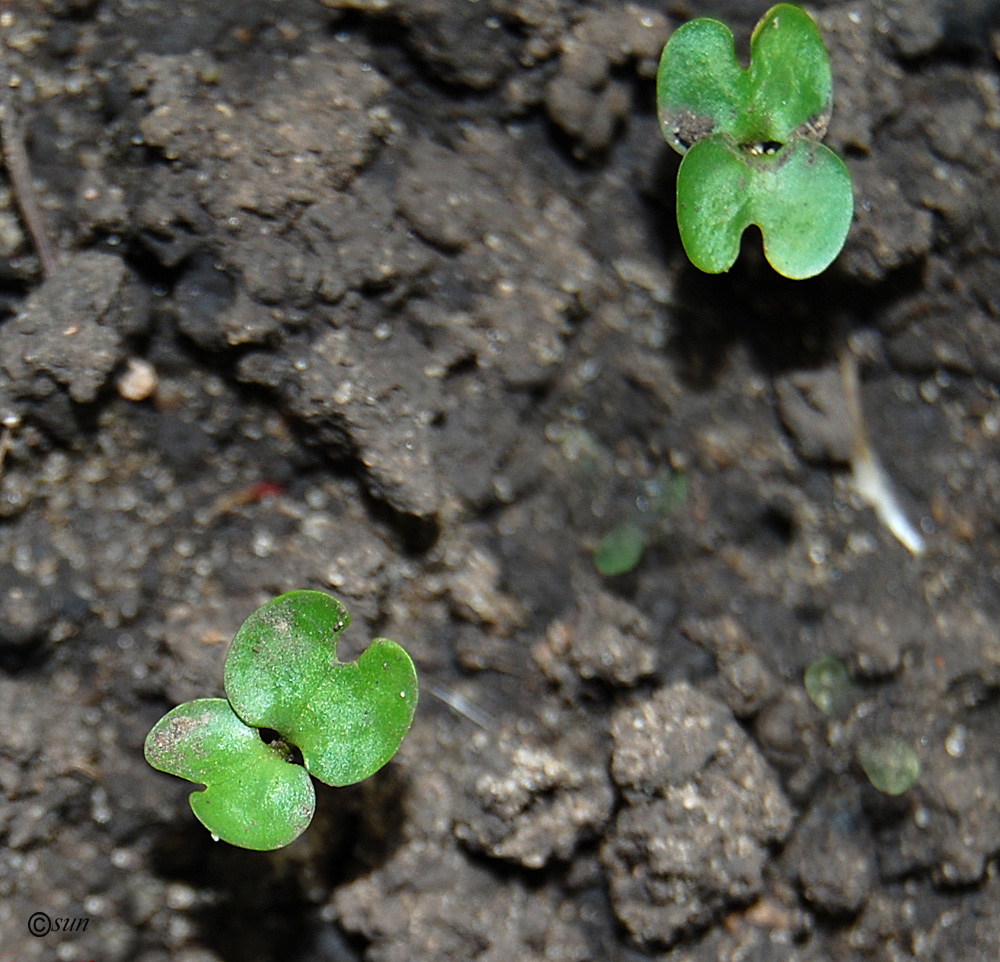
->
1;1;1000;960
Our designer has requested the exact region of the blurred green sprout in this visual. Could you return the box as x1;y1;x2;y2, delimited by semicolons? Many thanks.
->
145;590;418;850
594;521;646;577
805;655;919;796
857;735;920;796
594;470;688;577
803;654;857;719
656;4;853;278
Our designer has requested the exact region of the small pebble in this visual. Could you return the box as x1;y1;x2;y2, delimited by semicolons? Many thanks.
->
117;357;158;401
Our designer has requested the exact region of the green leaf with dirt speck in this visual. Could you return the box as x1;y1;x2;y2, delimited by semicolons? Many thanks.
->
658;5;833;151
656;4;853;278
224;590;419;787
144;698;315;851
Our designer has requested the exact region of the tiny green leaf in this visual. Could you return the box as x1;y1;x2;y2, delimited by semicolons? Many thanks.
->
804;656;856;718
658;4;832;149
746;139;853;279
144;698;316;851
657;17;746;152
224;590;419;787
857;734;920;796
746;4;833;143
594;521;646;577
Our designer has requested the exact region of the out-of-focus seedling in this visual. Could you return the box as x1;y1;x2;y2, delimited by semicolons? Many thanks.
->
805;655;919;796
593;469;688;576
656;4;853;278
553;426;689;577
858;735;920;795
804;655;858;719
857;735;920;796
145;591;418;850
594;521;647;577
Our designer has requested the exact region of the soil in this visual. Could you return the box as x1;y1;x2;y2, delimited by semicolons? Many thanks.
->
1;0;999;960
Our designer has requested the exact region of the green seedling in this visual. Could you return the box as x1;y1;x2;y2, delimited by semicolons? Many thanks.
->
594;521;646;577
805;656;919;796
657;4;853;278
145;590;418;850
804;655;858;719
592;469;688;577
857;734;920;796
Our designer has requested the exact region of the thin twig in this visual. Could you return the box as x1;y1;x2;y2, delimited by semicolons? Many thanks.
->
0;7;57;278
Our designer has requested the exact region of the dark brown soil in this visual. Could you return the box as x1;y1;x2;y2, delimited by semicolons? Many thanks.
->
1;1;1000;960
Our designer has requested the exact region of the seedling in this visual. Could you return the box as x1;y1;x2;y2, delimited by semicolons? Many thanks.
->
656;4;853;278
803;654;857;718
857;734;920;796
804;656;919;796
592;468;688;577
594;521;646;577
145;590;418;850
